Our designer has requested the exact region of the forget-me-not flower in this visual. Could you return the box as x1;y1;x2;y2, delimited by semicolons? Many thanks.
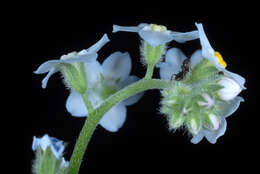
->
66;52;143;132
34;34;109;89
32;134;65;159
32;134;69;174
113;23;199;47
195;23;246;90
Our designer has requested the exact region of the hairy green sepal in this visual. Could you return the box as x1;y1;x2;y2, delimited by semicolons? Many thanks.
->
61;62;87;94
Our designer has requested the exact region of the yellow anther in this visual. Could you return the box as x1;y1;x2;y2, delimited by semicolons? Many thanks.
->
214;51;227;68
150;24;167;32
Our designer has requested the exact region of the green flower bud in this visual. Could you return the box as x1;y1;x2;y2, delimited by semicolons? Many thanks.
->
168;109;187;129
186;113;202;135
203;112;221;131
32;135;68;174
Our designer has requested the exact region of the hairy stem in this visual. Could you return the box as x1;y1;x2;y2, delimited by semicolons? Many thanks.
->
81;92;94;114
144;64;155;80
67;78;169;174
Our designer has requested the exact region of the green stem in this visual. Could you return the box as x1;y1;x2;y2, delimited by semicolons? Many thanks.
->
144;64;155;80
81;92;94;114
67;78;169;174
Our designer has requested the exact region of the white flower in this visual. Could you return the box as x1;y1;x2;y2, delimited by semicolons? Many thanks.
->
66;52;143;132
195;23;246;90
34;34;109;88
218;77;243;101
113;23;199;47
32;134;65;159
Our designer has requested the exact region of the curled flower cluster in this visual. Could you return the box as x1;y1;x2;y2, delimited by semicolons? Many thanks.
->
159;23;245;143
34;22;245;147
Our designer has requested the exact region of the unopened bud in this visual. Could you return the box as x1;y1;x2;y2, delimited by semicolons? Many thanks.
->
203;113;220;130
32;134;69;174
169;112;185;129
218;77;242;101
187;114;202;135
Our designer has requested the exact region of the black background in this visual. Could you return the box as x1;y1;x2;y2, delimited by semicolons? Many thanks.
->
13;2;258;174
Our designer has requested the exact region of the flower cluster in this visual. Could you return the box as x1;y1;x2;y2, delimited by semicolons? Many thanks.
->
34;22;245;147
159;23;245;143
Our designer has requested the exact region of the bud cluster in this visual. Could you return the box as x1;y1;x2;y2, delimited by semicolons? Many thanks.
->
160;58;240;136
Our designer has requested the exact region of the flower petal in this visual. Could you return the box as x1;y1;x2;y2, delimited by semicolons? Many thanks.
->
195;23;215;56
41;67;58;88
195;23;221;67
223;69;246;89
119;76;144;106
218;96;244;118
102;52;132;81
84;61;103;87
66;91;88;117
112;23;147;33
34;53;97;74
159;63;176;80
204;118;227;144
32;135;65;159
190;50;204;68
165;48;187;67
139;29;173;46
86;34;110;53
34;60;61;74
169;30;199;43
159;48;187;79
99;104;127;132
190;131;205;144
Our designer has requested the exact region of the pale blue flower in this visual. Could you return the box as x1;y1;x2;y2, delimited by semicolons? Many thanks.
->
195;23;246;89
32;134;65;159
34;34;109;88
159;47;244;144
66;52;143;132
113;23;199;47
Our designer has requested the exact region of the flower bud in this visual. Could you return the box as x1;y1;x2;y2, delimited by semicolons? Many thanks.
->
217;77;242;101
168;112;185;129
186;113;202;135
32;135;69;174
203;113;220;130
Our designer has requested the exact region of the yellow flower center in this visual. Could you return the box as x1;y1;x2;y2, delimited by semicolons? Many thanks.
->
214;51;227;68
150;24;167;32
